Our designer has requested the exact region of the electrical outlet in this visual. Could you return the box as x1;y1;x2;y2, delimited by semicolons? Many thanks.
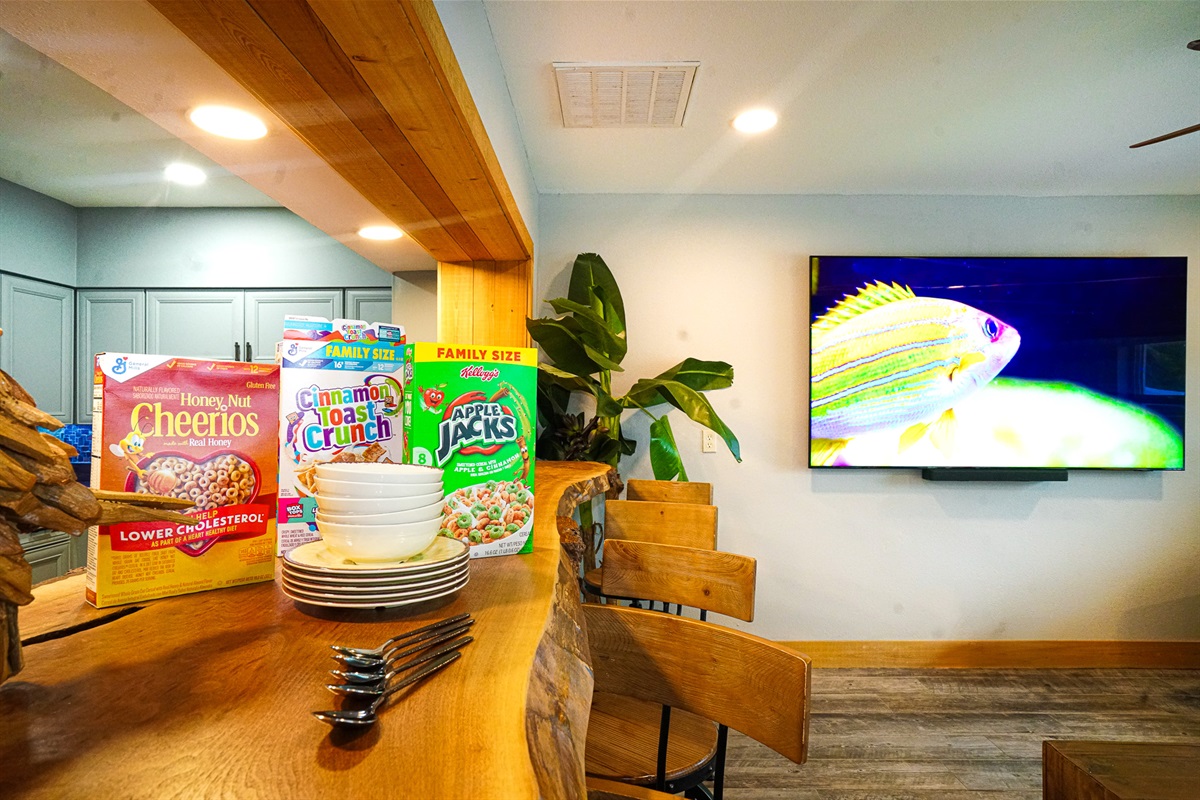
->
701;429;717;453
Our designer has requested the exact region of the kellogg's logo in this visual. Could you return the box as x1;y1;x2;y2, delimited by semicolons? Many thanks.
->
460;365;500;382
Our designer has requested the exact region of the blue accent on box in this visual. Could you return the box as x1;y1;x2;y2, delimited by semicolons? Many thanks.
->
41;423;92;463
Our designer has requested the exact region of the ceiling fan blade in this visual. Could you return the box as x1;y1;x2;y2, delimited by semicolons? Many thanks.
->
1129;123;1200;149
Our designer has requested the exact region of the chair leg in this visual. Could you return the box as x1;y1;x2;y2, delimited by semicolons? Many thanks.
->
712;724;729;800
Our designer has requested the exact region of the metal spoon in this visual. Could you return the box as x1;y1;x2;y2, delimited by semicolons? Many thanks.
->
329;612;471;659
331;619;475;671
313;651;461;727
330;624;474;681
327;636;473;696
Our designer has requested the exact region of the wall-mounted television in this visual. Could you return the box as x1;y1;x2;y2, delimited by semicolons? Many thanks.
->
808;256;1186;474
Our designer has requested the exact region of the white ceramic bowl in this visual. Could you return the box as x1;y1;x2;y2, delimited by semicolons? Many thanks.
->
317;516;441;562
314;475;442;499
315;498;444;526
315;462;443;485
313;490;443;515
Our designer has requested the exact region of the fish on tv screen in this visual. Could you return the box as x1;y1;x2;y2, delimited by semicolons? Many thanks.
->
808;256;1186;470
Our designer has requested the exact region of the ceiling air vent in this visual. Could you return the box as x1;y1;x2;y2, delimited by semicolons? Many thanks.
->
553;62;698;128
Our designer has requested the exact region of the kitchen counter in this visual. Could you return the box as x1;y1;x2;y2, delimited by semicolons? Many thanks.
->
1;460;620;800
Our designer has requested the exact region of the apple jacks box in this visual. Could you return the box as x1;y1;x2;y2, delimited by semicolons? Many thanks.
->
276;317;407;554
87;354;280;608
402;342;536;558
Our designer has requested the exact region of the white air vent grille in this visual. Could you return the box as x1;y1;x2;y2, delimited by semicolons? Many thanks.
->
553;62;698;128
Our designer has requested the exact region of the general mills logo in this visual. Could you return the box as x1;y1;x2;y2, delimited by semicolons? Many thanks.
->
287;343;300;356
113;357;128;375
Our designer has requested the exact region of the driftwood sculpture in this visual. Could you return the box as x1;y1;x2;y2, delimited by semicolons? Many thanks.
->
0;339;193;684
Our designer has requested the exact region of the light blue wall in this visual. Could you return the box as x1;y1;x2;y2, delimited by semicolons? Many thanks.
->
77;207;392;288
0;178;77;286
539;192;1200;642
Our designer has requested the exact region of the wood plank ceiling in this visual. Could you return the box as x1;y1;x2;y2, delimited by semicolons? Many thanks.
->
148;0;533;266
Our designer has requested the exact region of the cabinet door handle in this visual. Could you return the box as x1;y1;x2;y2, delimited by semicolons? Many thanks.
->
234;342;241;361
245;342;252;362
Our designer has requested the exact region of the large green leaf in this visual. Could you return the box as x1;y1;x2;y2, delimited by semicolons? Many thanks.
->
526;317;604;376
538;365;624;416
623;358;734;408
649;415;687;481
632;379;741;461
568;253;626;336
547;297;628;365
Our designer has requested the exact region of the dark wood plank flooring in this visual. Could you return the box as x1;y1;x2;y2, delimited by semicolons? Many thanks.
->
723;668;1200;799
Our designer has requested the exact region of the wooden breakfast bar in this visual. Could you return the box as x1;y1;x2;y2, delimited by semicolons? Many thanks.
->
0;461;620;800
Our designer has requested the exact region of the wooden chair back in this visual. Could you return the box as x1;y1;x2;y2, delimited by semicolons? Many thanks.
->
599;540;756;622
625;479;713;505
603;500;717;550
584;604;811;766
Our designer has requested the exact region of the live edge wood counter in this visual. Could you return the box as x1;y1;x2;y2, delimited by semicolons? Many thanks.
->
0;461;621;800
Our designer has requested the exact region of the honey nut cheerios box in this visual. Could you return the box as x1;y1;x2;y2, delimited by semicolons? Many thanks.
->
276;316;406;555
86;354;280;608
401;342;536;558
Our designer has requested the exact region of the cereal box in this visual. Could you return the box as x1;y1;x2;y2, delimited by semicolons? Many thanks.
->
86;354;280;608
276;317;406;554
401;342;536;558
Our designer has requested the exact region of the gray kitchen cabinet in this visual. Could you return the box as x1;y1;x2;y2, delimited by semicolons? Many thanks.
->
146;290;244;360
346;288;393;325
75;289;146;423
20;529;85;585
0;274;74;422
244;289;343;363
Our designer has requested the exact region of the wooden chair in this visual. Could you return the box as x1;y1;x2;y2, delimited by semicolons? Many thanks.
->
625;479;713;505
582;499;718;605
583;604;811;800
585;540;756;798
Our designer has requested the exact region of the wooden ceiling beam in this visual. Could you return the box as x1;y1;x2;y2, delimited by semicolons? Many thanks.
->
148;0;532;264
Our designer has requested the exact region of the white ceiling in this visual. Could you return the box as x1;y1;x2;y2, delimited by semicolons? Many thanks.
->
482;0;1200;196
0;0;1196;218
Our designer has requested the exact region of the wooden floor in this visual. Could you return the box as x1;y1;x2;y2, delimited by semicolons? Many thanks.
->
722;667;1200;799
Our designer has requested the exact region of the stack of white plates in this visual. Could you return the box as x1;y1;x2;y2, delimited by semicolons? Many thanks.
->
280;536;470;609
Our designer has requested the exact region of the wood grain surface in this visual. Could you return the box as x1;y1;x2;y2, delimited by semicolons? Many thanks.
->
0;461;618;800
603;500;717;549
1043;741;1200;800
598;540;756;622
623;480;712;505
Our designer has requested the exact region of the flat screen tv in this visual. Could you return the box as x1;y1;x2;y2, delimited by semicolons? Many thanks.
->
808;256;1186;473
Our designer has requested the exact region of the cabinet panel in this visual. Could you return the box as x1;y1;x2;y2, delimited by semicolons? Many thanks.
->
346;288;393;325
20;530;73;585
146;290;244;360
0;274;74;421
75;290;146;423
244;290;343;363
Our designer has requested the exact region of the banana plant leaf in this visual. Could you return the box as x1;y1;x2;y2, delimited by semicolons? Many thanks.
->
547;297;628;365
525;317;608;375
649;415;688;481
568;253;626;336
628;378;741;461
537;365;624;417
623;358;734;408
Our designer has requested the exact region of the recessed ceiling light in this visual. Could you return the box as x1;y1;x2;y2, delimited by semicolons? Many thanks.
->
188;105;268;140
732;108;778;134
163;162;207;186
357;225;404;241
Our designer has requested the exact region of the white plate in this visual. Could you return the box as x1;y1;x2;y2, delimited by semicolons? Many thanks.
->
280;574;469;609
282;557;468;585
283;536;467;575
281;569;468;601
281;563;468;593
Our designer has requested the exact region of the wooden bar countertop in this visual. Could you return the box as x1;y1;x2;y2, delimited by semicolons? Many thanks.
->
0;461;620;800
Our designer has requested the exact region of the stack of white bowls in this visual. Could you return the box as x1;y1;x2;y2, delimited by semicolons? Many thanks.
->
312;463;445;562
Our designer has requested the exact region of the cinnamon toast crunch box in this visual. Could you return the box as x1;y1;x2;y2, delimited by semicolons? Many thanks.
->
276;317;406;554
86;354;280;608
401;342;535;558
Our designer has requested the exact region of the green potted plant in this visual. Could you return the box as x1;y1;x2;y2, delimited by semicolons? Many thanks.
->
526;253;741;568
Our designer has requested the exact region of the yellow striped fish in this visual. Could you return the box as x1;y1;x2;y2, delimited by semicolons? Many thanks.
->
811;282;1020;459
